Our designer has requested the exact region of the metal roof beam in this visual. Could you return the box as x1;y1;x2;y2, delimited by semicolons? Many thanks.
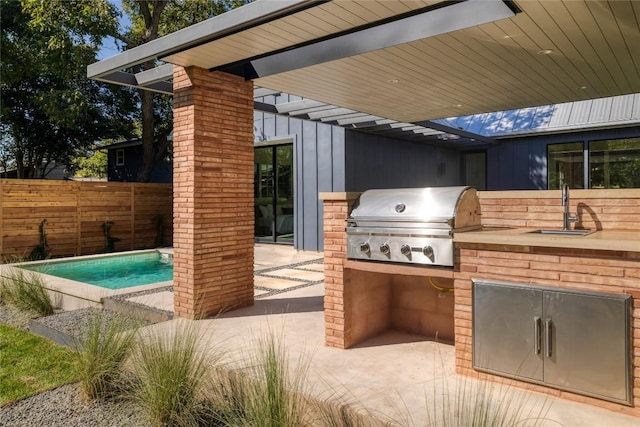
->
135;64;174;87
253;100;278;114
87;0;317;81
274;99;327;114
320;112;369;123
416;120;498;145
337;115;385;126
307;107;357;120
254;87;281;98
220;1;517;79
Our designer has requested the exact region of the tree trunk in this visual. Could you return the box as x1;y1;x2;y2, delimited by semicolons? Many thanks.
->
137;89;155;182
15;149;24;179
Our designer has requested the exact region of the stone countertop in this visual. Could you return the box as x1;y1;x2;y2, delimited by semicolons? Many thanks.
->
454;227;640;253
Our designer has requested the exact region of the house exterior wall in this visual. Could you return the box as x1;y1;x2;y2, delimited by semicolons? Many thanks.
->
107;145;172;183
254;93;346;251
254;103;462;251
345;131;460;191
484;126;640;190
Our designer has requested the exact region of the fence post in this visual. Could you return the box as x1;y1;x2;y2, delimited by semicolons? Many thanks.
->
0;179;4;258
130;182;135;250
76;181;81;256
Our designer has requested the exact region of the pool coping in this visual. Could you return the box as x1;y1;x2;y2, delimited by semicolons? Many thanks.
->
0;249;174;309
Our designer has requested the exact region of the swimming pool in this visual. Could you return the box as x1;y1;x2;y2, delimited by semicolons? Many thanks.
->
20;251;173;290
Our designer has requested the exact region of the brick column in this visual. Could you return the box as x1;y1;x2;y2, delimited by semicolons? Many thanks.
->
172;66;254;319
319;192;360;348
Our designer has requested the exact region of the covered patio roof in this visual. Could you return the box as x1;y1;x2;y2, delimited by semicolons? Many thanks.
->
89;0;640;139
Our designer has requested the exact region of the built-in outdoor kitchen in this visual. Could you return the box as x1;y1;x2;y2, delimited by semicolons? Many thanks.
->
320;187;640;416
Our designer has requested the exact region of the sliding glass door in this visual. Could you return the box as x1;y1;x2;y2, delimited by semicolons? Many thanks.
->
254;144;294;243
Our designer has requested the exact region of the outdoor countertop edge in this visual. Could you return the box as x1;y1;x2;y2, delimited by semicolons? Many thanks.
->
454;227;640;253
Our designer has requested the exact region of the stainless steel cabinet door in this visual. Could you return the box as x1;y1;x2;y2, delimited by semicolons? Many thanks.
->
473;281;543;382
542;291;631;404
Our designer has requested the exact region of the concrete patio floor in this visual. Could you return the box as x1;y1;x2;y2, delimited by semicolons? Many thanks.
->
126;244;640;426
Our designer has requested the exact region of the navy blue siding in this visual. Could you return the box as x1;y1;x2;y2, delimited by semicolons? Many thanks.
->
254;95;346;251
344;130;460;191
107;146;172;183
486;126;640;190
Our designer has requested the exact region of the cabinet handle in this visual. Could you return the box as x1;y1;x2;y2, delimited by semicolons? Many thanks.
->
534;316;541;354
545;318;552;358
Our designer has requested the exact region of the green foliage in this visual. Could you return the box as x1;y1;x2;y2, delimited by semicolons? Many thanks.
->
212;332;309;427
101;221;120;252
0;324;80;406
0;0;137;178
76;310;139;400
0;268;55;316
132;321;212;427
423;377;550;427
72;149;108;178
117;0;251;182
29;219;50;261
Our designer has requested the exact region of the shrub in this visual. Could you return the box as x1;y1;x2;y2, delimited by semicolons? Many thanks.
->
211;332;309;427
132;321;212;427
101;221;120;253
0;268;54;316
307;398;375;427
76;310;139;400
29;219;50;261
422;353;551;427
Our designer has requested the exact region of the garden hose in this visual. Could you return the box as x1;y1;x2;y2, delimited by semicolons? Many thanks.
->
428;276;454;293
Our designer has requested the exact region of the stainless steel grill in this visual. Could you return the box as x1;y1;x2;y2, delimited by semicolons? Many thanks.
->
346;186;481;267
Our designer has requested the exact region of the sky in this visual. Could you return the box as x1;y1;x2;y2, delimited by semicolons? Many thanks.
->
96;0;130;60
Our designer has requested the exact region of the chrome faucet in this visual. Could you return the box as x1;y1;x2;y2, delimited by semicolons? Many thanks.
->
561;183;579;230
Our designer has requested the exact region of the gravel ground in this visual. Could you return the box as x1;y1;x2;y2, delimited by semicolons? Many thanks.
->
0;304;151;426
0;384;150;427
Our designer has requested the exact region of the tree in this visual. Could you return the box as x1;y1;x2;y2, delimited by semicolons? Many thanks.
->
0;0;137;178
72;148;108;179
114;0;250;182
2;0;250;181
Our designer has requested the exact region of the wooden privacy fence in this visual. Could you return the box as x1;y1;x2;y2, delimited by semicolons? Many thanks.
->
0;179;173;260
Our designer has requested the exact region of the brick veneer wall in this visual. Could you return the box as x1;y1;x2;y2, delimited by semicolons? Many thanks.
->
322;194;359;348
479;189;640;231
321;188;640;413
172;66;254;319
321;193;456;348
456;189;640;415
455;245;640;415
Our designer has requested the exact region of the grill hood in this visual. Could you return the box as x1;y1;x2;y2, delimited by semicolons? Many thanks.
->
348;186;481;230
346;186;481;267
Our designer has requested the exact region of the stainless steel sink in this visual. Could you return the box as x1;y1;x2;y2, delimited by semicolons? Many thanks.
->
527;229;594;236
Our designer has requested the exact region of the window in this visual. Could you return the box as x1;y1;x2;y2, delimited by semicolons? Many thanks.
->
548;137;640;189
589;138;640;189
547;142;584;189
254;143;294;243
115;149;125;166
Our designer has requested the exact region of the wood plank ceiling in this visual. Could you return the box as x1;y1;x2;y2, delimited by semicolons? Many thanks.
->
163;0;640;123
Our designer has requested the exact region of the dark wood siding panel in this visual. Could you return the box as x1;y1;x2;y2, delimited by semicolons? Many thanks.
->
301;120;319;251
344;130;460;191
253;111;347;251
331;126;346;192
486;126;640;190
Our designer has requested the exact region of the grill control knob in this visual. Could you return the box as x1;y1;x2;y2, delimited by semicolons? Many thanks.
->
422;246;434;258
379;243;390;255
400;244;411;257
359;242;370;253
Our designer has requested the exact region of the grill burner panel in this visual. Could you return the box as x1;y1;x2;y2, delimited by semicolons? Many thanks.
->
346;186;481;267
347;234;453;266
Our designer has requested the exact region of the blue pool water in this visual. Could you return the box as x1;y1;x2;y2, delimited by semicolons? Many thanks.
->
20;252;173;290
